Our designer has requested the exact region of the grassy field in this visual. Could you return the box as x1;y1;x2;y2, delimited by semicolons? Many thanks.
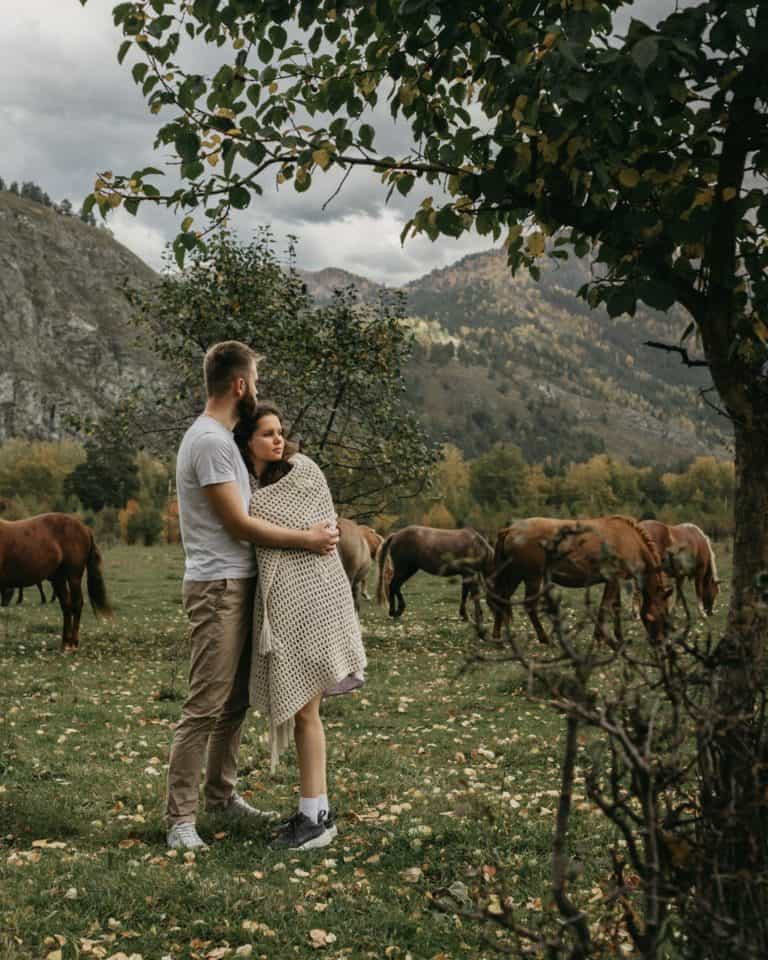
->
0;543;732;960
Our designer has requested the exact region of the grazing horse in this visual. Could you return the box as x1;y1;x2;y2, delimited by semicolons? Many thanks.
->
337;518;379;612
0;513;113;651
640;520;719;619
1;582;50;607
376;525;494;632
488;516;670;644
358;525;383;601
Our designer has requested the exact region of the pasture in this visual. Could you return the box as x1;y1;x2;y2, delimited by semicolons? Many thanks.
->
0;542;731;960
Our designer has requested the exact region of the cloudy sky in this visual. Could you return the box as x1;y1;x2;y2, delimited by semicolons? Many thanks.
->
2;0;672;284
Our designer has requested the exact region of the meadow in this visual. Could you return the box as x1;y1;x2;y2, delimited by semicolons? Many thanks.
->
0;543;731;960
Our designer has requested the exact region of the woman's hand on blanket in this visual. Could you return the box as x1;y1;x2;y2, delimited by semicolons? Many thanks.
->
304;520;339;555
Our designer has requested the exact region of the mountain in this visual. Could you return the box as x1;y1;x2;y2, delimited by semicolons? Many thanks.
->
301;250;730;466
0;191;156;441
0;190;729;467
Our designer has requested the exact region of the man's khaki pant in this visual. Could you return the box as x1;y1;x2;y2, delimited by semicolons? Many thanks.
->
166;577;256;826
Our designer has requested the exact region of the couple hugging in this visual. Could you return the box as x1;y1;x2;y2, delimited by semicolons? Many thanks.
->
166;340;366;853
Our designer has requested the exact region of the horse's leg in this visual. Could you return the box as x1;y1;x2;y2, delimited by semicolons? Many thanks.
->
389;567;416;618
55;577;73;652
524;578;549;644
37;582;46;604
463;575;486;638
16;587;23;604
351;576;361;614
459;579;469;621
694;570;706;617
69;576;84;650
596;581;622;644
677;575;691;622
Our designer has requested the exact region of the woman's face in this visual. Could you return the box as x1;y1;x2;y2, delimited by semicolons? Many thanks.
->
247;414;285;468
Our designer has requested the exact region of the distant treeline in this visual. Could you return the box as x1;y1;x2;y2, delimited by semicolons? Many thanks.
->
0;177;97;226
0;437;735;547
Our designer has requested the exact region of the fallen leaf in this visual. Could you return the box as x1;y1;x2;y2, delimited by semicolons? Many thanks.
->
309;929;337;949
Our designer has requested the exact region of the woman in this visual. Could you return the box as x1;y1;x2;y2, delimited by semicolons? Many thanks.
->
234;403;366;851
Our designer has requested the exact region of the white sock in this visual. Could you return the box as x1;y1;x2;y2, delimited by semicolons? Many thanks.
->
318;793;329;818
299;796;320;823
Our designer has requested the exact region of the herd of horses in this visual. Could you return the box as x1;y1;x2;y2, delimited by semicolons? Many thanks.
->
371;516;719;645
0;509;718;652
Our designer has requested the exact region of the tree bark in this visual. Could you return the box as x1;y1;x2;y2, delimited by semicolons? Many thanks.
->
690;417;768;959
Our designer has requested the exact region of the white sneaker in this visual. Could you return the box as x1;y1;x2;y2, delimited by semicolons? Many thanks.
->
167;822;208;851
214;792;277;821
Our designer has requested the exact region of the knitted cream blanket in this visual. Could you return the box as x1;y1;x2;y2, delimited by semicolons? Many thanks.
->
248;453;367;770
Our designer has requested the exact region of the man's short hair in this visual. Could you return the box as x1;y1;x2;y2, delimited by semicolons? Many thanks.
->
203;341;262;397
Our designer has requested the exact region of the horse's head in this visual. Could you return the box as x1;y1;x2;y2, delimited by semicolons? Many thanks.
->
702;574;720;616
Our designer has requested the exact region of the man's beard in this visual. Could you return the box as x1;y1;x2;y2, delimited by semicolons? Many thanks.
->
237;388;258;421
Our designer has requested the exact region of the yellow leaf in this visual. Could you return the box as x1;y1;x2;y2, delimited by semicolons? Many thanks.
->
693;189;713;207
722;186;738;202
181;216;194;232
233;38;245;50
487;893;504;916
312;149;332;170
618;168;640;188
526;231;546;257
754;319;768;344
269;82;278;93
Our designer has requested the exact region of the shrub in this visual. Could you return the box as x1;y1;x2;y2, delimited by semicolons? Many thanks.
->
126;506;164;546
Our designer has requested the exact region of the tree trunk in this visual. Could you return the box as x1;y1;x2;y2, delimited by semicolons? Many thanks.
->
689;419;768;959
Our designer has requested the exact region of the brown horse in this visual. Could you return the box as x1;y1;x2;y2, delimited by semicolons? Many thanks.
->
337;518;379;612
376;525;494;633
640;520;719;619
489;516;671;644
0;513;113;651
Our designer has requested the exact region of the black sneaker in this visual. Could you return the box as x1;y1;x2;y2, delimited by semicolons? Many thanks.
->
319;806;338;840
269;811;334;851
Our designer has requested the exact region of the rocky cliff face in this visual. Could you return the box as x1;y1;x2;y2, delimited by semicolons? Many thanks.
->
0;192;157;441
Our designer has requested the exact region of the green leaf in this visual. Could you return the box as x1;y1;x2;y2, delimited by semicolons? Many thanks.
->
229;185;251;209
117;40;132;64
175;129;201;162
631;36;659;72
132;62;149;84
269;25;287;49
258;38;273;63
124;197;141;216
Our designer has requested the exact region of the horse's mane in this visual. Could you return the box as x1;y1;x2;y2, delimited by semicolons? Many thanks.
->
678;522;719;581
606;515;663;574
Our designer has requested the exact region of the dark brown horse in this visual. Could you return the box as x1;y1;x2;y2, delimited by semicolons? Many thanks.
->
489;516;671;644
640;520;719;619
0;513;113;651
376;525;494;633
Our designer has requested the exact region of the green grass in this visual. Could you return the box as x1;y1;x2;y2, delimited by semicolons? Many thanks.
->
0;544;732;959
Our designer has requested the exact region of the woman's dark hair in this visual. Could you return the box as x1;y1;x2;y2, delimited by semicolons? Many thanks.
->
233;402;298;487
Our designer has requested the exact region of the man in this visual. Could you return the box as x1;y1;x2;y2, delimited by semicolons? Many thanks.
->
166;340;338;850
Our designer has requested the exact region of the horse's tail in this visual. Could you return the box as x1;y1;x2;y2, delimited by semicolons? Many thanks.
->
376;535;394;605
86;534;114;619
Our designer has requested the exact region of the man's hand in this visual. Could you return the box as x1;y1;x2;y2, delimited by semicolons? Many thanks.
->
304;520;339;555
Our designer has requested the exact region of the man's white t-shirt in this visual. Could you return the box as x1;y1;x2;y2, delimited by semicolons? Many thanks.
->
176;415;257;581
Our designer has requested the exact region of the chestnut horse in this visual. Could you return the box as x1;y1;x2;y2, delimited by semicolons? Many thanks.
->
489;516;671;644
337;518;381;612
640;520;719;618
0;513;113;651
376;525;494;633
